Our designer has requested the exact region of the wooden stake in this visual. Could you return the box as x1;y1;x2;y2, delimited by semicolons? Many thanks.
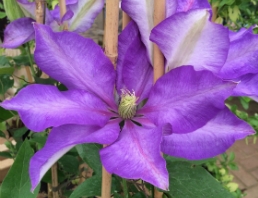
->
51;163;59;198
104;0;119;67
153;0;165;83
102;1;119;198
59;0;68;30
35;0;46;24
153;0;166;197
122;12;131;30
211;6;218;22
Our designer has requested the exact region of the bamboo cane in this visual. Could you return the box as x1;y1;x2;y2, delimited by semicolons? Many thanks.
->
59;0;68;30
122;12;130;30
104;0;119;67
153;0;165;83
101;1;119;198
51;163;59;198
211;6;218;22
35;0;46;24
153;0;166;197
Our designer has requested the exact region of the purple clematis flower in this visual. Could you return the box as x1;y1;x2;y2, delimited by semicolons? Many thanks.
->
2;0;104;48
1;21;254;191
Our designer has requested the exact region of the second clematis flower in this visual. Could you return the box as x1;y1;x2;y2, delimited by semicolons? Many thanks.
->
2;0;104;48
0;22;254;191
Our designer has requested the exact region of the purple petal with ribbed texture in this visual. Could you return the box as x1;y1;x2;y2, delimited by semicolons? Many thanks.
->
151;9;229;74
166;0;177;17
232;74;258;97
30;119;120;192
229;26;255;42
34;24;116;108
139;66;236;133
219;32;258;79
100;119;168;190
61;10;74;23
121;0;154;63
68;0;104;32
162;108;254;160
17;0;36;19
2;18;35;48
176;0;211;12
117;21;153;102
1;84;112;132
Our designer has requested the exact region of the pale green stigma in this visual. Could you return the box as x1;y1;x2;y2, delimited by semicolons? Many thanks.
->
118;89;138;119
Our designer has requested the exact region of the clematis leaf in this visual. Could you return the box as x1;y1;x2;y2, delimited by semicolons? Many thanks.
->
76;143;102;174
165;160;234;198
69;175;101;198
0;140;40;198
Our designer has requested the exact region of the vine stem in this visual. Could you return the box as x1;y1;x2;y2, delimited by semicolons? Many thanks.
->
102;0;119;198
25;43;36;78
122;178;129;198
153;0;166;197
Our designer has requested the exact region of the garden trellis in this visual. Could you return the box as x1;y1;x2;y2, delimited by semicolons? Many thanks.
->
0;0;258;198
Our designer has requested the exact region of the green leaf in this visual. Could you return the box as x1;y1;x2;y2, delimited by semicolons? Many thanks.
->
58;154;80;175
0;66;14;75
69;175;101;198
0;107;16;122
0;151;12;158
0;130;6;138
0;74;14;95
76;143;102;174
165;155;216;165
166;160;234;198
11;127;28;139
0;140;40;198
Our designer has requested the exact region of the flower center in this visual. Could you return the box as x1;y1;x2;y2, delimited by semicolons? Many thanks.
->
118;89;138;119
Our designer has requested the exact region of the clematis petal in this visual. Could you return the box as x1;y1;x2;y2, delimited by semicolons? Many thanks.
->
121;0;154;63
30;119;120;191
17;0;36;19
232;74;258;97
229;26;255;42
1;84;112;132
68;0;104;32
219;32;258;79
2;18;35;48
100;119;168;190
117;21;153;102
150;9;229;73
34;24;116;108
166;0;177;17
61;10;74;23
176;0;211;12
139;66;236;133
161;108;255;160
